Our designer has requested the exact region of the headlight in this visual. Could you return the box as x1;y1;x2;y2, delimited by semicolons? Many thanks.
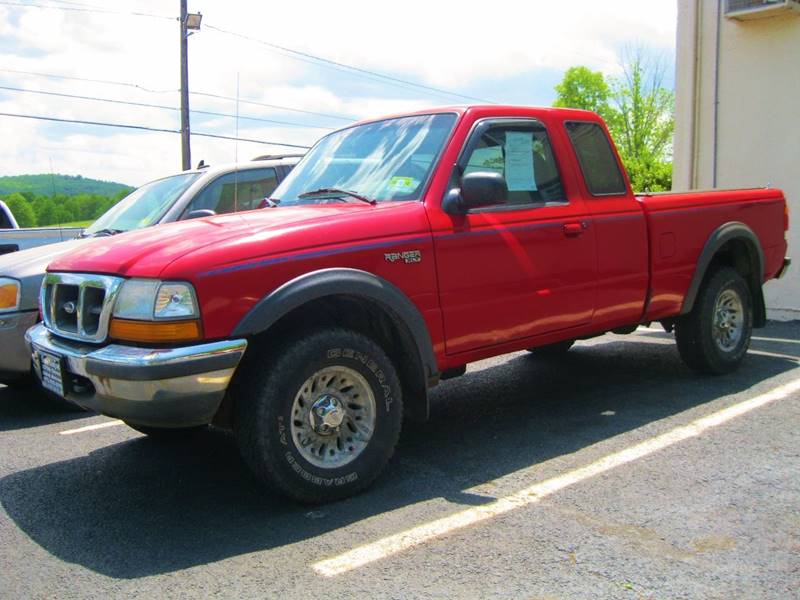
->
111;279;201;343
0;278;20;312
113;279;198;320
154;283;198;319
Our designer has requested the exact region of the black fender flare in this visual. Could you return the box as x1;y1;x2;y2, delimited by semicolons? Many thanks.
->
681;221;766;325
233;267;439;389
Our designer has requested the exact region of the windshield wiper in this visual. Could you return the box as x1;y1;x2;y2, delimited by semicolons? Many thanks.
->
80;228;125;238
298;187;376;205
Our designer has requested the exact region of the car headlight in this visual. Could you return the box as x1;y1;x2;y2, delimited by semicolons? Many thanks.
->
0;277;20;313
111;279;201;343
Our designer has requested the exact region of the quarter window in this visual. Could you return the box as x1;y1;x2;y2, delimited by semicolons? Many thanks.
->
460;122;566;206
565;122;627;196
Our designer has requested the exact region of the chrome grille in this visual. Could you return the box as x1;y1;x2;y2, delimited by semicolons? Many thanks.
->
41;273;125;343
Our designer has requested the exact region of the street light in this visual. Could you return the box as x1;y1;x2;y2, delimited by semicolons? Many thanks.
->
179;3;201;171
185;12;202;32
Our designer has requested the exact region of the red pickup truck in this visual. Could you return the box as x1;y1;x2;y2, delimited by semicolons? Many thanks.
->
26;106;790;503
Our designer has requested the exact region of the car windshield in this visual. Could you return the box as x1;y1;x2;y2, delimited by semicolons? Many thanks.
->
83;172;200;235
272;113;457;205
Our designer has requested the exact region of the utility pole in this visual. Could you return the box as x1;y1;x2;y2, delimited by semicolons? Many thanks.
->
179;0;191;171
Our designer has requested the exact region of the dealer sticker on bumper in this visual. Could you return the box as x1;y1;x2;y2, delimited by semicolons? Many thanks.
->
37;349;65;397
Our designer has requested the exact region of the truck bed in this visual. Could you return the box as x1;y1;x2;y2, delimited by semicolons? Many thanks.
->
637;188;787;321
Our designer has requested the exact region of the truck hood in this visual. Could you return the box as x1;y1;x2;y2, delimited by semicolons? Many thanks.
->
48;205;385;277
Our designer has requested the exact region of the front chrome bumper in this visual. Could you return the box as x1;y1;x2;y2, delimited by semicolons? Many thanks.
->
25;323;247;427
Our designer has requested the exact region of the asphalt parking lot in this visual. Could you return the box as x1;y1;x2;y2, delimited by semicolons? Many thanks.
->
1;322;798;599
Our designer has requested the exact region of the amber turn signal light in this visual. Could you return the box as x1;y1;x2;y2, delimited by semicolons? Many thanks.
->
109;318;202;343
0;282;19;311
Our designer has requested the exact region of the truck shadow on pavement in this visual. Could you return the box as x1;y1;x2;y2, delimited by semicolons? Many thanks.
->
0;324;797;579
0;386;90;432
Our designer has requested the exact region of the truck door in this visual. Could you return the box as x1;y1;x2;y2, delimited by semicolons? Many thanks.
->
563;121;649;329
430;118;597;356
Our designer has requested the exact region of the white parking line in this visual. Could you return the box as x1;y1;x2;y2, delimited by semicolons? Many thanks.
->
752;336;800;345
313;377;800;577
749;349;800;362
59;420;124;435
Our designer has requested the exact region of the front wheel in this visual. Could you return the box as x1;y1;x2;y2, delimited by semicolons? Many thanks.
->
235;328;403;504
675;267;753;374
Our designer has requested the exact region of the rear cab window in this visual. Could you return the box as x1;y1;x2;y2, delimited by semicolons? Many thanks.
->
565;121;628;196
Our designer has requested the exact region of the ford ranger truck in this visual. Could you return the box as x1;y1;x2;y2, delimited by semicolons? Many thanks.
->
25;106;791;503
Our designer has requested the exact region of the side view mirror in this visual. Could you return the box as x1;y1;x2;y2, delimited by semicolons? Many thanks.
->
442;171;508;215
184;209;217;220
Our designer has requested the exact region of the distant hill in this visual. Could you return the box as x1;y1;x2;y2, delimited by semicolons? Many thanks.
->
0;174;134;197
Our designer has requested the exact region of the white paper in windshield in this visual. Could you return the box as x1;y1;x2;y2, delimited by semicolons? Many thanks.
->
504;131;537;191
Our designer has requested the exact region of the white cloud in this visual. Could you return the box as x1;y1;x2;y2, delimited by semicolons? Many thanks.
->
0;0;676;186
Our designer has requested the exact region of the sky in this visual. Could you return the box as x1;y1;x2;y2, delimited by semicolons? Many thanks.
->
0;0;677;187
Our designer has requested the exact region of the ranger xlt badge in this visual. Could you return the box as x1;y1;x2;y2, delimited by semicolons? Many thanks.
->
384;250;421;264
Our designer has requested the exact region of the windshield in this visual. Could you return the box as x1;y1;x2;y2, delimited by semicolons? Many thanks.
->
83;172;200;235
272;113;457;205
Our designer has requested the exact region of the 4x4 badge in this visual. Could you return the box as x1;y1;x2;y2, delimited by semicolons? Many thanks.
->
384;250;421;264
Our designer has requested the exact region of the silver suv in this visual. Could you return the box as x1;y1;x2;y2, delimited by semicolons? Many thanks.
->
0;156;300;385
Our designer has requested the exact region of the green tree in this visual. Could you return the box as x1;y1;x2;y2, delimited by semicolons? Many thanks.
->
553;66;613;117
553;49;675;192
608;48;674;192
3;192;36;227
34;197;57;226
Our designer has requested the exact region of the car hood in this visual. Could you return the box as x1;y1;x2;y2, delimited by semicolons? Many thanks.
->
47;205;389;278
0;238;99;310
0;238;91;280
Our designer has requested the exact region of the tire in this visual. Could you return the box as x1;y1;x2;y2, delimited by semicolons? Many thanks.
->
526;340;575;356
675;267;753;374
235;328;403;504
126;423;207;439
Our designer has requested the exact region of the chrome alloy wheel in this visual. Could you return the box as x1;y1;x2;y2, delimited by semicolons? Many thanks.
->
290;366;376;468
712;288;744;352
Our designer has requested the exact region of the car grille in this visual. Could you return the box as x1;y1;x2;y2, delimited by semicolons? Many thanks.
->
41;273;125;343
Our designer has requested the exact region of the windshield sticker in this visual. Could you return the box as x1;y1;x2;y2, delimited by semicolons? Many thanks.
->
387;176;420;194
504;131;537;192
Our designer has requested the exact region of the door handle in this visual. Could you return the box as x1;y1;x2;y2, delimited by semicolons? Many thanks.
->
563;222;587;237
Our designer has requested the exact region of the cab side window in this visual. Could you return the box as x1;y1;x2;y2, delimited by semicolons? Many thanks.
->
461;122;566;207
565;121;627;196
185;168;279;216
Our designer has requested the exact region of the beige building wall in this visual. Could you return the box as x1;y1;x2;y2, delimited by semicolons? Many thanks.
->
673;0;799;319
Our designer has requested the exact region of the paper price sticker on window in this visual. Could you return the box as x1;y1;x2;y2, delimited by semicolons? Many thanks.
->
504;131;537;192
387;176;419;194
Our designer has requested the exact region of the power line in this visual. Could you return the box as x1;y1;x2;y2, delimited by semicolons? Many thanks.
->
0;68;355;121
0;68;179;93
41;0;112;8
0;84;337;130
191;91;353;122
2;3;491;104
0;1;173;20
0;112;312;148
204;23;496;105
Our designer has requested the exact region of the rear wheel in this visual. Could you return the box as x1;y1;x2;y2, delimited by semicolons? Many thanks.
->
526;340;575;356
235;328;403;504
675;267;752;374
